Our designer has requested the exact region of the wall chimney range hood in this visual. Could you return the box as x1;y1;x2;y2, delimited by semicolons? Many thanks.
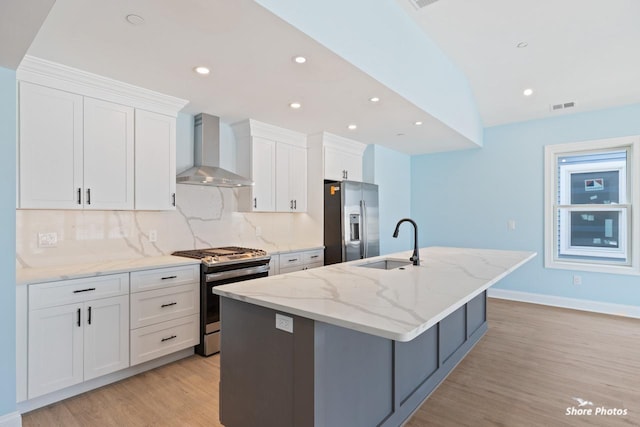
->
176;113;253;187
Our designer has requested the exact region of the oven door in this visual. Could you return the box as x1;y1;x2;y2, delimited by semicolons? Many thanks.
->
205;264;270;334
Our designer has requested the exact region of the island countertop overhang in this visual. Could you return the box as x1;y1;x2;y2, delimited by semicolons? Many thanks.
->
213;246;536;342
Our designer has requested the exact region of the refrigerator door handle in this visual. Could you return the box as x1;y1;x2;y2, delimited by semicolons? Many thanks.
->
361;200;367;258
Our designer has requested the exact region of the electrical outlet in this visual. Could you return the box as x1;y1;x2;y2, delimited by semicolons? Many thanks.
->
149;230;158;242
573;275;582;285
508;220;516;230
38;232;58;248
275;313;293;333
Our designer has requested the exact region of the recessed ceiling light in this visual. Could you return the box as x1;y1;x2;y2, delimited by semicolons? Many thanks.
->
289;102;302;109
414;121;423;126
523;88;533;96
369;97;380;103
293;56;307;64
516;41;528;48
194;66;210;75
347;124;357;130
125;14;145;25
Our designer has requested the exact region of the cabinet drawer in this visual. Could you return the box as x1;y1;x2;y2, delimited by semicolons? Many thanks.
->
305;261;324;271
130;265;199;293
279;252;304;267
130;314;199;366
130;283;199;329
29;274;129;310
279;264;306;275
303;250;324;264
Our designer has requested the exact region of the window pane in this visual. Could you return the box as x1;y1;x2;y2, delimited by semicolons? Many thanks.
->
569;211;619;248
570;170;620;204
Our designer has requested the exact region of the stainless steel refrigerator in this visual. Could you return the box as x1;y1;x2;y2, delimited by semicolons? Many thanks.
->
324;181;379;265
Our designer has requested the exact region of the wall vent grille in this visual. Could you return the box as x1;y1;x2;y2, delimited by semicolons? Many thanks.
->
550;101;576;112
409;0;439;9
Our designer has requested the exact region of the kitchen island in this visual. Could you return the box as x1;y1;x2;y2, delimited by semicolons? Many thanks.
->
213;247;536;427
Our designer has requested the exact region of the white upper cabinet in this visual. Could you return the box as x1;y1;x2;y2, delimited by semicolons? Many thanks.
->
19;82;84;209
135;110;177;210
308;132;366;182
17;56;188;211
276;142;307;212
233;119;307;213
83;97;134;210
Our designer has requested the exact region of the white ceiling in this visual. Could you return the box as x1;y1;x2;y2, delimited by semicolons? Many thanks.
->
9;0;640;153
396;0;640;127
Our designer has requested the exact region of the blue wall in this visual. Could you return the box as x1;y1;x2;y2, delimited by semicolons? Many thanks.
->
364;145;412;255
0;67;17;416
411;104;640;306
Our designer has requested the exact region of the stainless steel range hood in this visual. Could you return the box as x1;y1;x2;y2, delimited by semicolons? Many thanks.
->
176;113;253;187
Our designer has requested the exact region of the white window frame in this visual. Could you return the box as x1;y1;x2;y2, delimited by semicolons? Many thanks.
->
544;136;640;275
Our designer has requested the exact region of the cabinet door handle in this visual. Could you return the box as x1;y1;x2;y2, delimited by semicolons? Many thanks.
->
161;335;177;342
254;197;257;209
172;193;176;207
290;200;293;209
161;302;177;308
73;287;96;294
77;308;81;327
294;200;297;210
345;170;348;180
88;306;92;325
86;188;91;205
161;275;177;280
77;188;82;205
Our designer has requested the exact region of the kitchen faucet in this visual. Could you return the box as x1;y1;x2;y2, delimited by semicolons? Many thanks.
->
392;218;420;266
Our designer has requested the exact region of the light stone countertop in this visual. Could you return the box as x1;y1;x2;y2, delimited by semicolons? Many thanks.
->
16;255;201;286
213;246;536;342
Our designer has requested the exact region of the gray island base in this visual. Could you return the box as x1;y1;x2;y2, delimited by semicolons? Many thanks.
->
214;247;536;427
220;292;487;427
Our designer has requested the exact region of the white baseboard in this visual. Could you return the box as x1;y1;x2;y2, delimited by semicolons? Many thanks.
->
488;288;640;319
0;411;21;427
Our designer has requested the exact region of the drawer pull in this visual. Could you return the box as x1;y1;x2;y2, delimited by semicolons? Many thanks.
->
288;258;298;262
161;302;178;308
73;288;96;294
161;275;178;280
310;255;319;259
161;335;177;342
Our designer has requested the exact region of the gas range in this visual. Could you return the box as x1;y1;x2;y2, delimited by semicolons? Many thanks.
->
172;246;270;268
171;246;271;356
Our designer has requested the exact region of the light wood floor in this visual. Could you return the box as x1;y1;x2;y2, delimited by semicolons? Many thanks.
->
22;299;640;427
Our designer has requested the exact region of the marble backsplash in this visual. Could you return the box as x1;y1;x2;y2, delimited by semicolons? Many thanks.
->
16;184;322;269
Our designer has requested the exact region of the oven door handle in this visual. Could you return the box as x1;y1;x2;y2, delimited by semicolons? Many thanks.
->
206;264;270;283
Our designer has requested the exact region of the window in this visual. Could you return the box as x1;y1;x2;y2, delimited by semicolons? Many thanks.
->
544;136;640;275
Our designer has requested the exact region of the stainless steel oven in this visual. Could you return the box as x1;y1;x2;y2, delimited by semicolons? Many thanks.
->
172;247;270;356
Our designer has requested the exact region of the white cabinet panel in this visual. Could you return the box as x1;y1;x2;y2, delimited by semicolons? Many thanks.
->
130;283;198;329
324;146;363;182
135;109;176;210
251;136;276;212
83;97;134;210
83;295;129;381
19;82;83;209
130;265;199;293
28;303;84;398
130;314;199;366
277;143;307;212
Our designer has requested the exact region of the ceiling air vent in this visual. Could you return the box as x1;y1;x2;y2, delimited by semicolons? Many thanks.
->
550;101;576;112
409;0;439;9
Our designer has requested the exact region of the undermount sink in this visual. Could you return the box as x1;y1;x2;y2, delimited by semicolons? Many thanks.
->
359;258;412;270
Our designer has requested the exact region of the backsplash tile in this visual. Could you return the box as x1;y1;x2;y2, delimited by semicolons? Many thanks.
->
17;185;321;268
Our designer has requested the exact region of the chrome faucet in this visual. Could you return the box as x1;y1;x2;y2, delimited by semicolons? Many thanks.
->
392;218;420;266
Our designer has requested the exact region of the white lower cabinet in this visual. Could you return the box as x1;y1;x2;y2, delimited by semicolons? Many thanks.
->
27;274;130;399
129;265;200;366
277;249;324;275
